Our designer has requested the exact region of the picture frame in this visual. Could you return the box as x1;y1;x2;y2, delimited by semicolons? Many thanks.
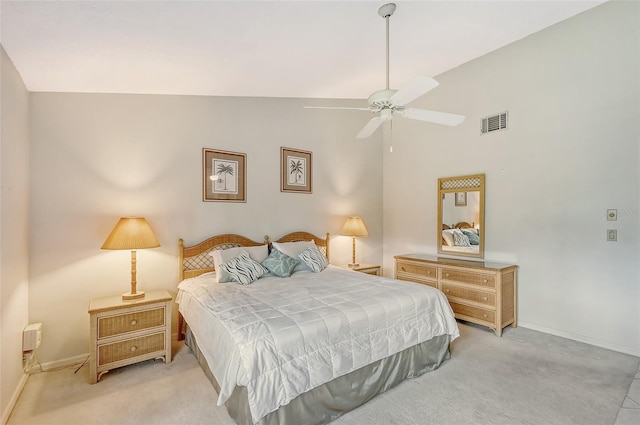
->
455;192;467;206
203;148;246;202
281;147;312;194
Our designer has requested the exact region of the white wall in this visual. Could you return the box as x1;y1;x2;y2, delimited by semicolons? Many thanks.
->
383;0;640;355
0;46;30;424
28;93;383;364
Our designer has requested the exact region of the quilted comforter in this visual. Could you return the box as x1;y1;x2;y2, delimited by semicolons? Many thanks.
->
177;265;459;423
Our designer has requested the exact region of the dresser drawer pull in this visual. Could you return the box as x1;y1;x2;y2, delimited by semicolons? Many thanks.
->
445;273;450;277
445;289;450;293
401;266;406;271
483;279;488;283
483;314;488;318
482;297;488;301
130;319;138;326
130;346;137;352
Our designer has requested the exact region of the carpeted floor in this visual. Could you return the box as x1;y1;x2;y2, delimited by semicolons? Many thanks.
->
8;323;640;425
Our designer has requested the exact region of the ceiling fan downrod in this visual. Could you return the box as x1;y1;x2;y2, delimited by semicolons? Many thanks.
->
378;3;396;91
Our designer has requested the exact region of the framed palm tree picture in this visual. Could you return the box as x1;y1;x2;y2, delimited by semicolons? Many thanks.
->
203;148;246;202
281;147;312;194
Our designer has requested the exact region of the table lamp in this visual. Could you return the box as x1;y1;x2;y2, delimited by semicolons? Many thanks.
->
101;217;160;300
340;216;368;267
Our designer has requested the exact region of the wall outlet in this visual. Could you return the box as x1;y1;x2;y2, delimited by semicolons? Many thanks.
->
607;229;617;242
23;323;42;351
607;209;617;221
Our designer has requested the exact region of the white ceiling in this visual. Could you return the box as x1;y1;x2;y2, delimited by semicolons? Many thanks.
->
1;0;606;99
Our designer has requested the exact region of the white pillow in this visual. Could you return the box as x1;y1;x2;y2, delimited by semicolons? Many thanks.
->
209;245;268;283
271;240;316;272
442;229;456;246
453;230;471;247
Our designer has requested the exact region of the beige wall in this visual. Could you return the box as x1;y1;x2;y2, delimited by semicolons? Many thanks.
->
383;0;640;355
28;93;383;364
1;46;31;423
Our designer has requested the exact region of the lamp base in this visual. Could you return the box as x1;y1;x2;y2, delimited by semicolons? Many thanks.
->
122;291;145;301
348;263;360;268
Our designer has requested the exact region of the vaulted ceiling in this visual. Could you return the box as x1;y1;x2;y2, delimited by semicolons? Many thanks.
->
1;0;606;99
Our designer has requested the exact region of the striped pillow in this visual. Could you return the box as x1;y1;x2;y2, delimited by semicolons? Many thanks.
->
218;251;268;285
298;246;329;272
453;230;471;247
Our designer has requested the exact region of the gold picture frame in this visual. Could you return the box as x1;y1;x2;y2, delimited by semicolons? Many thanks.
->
455;192;467;206
203;148;246;202
281;147;312;194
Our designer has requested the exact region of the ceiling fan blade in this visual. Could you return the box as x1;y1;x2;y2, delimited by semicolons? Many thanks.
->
399;108;465;126
390;76;440;106
356;116;387;139
304;106;370;111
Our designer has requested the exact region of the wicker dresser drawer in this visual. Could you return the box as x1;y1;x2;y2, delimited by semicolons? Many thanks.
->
441;268;495;288
98;307;165;339
89;290;172;384
396;261;437;279
397;274;437;288
441;284;496;307
449;301;496;325
97;332;166;366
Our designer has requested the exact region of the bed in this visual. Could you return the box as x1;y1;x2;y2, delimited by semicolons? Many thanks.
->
441;222;480;254
176;231;459;425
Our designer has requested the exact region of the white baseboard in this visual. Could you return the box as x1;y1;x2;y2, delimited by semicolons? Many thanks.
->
1;373;28;425
29;353;89;373
519;321;640;357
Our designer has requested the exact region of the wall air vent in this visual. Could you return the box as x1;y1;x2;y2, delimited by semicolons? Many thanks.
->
481;111;508;134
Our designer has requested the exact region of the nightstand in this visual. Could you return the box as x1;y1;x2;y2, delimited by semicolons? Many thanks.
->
342;263;381;276
88;289;172;384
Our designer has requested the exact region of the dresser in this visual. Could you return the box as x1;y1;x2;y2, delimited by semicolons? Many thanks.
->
394;254;517;336
88;289;172;383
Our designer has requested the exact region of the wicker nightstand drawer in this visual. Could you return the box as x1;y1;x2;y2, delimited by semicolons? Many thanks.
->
97;332;166;366
98;307;165;339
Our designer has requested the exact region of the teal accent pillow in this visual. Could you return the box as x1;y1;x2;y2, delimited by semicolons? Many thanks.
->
462;230;480;245
262;248;299;278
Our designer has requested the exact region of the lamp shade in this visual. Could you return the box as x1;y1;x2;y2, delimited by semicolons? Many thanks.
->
101;217;160;250
340;216;369;237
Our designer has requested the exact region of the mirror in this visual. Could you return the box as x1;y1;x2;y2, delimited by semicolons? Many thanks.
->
437;174;485;259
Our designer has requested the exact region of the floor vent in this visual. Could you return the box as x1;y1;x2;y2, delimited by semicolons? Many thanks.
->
481;111;508;134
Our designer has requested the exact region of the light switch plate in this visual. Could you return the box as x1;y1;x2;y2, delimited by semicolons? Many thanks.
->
607;229;617;241
607;209;617;221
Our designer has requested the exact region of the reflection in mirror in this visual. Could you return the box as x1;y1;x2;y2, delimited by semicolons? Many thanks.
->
437;174;485;259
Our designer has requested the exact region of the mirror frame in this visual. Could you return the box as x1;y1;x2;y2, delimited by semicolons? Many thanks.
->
437;173;485;259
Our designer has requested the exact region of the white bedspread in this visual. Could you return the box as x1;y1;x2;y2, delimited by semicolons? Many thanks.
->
177;265;459;423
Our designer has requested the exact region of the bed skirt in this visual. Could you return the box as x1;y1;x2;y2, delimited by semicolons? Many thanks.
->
185;327;451;425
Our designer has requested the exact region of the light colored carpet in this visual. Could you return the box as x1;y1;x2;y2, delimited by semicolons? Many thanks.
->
8;323;639;425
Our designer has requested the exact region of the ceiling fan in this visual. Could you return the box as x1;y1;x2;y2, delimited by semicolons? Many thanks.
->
306;3;465;139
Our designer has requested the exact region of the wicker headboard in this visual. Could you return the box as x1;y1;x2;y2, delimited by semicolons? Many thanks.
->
178;234;266;280
267;231;330;261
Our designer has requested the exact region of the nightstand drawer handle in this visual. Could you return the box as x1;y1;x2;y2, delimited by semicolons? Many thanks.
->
445;289;450;293
401;266;406;271
130;346;137;352
130;319;138;326
483;314;488;318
